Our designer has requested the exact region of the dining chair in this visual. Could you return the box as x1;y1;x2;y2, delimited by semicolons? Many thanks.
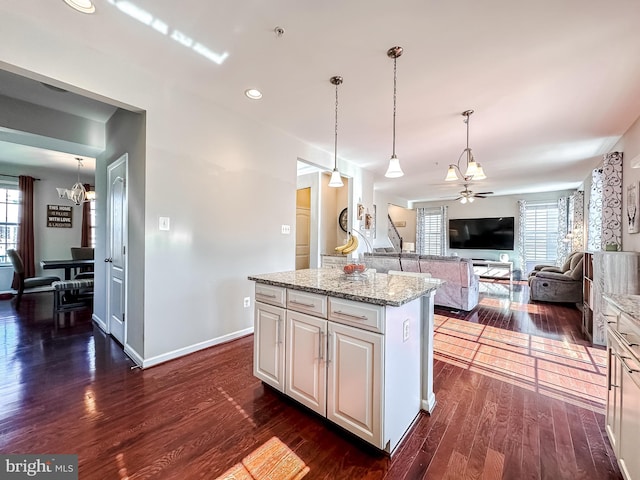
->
7;249;60;308
70;247;94;279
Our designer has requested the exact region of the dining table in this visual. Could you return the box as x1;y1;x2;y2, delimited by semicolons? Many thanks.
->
40;259;95;280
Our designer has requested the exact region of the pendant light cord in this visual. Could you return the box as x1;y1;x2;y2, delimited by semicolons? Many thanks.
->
392;56;397;157
334;80;339;169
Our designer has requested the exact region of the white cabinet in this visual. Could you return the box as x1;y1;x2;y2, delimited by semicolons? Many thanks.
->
607;344;622;453
619;356;640;480
285;310;327;415
327;321;382;447
254;301;286;392
606;299;640;480
253;283;422;453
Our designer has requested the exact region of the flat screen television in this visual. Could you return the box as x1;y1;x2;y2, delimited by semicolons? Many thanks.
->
449;217;515;250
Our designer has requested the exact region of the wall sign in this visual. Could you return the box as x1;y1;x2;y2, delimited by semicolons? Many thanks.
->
47;204;73;228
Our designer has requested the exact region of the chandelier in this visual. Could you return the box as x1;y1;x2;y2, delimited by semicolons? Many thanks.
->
56;158;94;205
445;110;487;182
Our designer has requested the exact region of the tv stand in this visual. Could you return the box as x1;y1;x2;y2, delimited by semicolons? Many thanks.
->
472;260;513;282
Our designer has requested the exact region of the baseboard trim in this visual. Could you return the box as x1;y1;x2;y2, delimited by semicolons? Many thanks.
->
124;344;144;367
92;313;107;332
141;327;254;369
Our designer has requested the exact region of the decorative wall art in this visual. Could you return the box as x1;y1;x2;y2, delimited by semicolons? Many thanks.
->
47;204;73;228
627;181;639;234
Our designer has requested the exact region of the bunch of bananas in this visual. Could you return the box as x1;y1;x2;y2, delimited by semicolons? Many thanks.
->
335;233;359;255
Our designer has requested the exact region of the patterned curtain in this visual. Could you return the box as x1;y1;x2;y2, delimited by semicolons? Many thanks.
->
588;168;603;251
517;199;526;273
601;151;623;249
588;152;623;251
571;190;585;252
557;196;570;263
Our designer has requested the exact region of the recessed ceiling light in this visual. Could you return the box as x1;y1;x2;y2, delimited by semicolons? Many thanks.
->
245;88;262;100
62;0;96;14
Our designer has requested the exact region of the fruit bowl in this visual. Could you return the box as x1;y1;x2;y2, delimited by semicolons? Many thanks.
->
343;263;367;280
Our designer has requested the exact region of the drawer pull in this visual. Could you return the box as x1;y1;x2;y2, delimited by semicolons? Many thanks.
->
257;293;277;299
290;299;316;308
619;355;640;374
333;310;368;321
607;321;617;324
619;332;640;347
318;332;324;361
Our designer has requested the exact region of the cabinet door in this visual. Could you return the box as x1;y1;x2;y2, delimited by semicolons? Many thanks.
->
326;322;383;448
285;311;327;415
254;302;286;392
618;355;640;480
606;347;622;453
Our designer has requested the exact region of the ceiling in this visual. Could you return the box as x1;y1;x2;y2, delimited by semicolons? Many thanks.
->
2;0;640;201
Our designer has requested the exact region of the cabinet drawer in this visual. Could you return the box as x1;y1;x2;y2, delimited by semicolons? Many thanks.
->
287;290;328;318
255;284;286;307
328;297;385;333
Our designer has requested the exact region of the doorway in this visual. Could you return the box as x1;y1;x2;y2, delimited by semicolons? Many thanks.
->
296;187;311;269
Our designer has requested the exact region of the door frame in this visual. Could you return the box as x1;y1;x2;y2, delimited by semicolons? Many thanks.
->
106;153;129;344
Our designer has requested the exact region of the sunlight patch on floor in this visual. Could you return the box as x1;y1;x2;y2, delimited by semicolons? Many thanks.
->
434;316;606;413
216;436;309;479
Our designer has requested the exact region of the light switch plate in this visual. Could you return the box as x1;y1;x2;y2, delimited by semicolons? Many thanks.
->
281;224;291;234
159;217;170;231
403;319;410;342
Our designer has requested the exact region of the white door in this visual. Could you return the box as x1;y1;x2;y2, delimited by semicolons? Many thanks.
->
285;310;327;415
327;322;383;448
106;155;127;345
254;302;286;392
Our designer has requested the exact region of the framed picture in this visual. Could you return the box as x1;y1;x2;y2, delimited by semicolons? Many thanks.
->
627;182;639;234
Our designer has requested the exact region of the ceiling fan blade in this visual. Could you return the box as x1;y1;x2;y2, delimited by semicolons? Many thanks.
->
475;191;494;195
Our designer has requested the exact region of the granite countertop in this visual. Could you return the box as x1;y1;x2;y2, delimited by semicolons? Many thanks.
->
605;294;640;320
248;268;444;307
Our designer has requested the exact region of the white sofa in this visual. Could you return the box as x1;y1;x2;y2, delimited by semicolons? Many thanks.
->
363;253;479;311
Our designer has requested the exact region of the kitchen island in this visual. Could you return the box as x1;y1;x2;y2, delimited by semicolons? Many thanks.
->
248;268;443;453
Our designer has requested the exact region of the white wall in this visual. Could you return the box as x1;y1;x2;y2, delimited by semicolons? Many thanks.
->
614;115;640;252
0;9;366;365
388;204;417;247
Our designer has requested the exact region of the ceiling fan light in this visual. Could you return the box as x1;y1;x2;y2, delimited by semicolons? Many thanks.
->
62;0;96;14
468;196;475;203
460;197;467;204
474;164;486;180
445;166;458;182
328;169;344;187
385;155;404;178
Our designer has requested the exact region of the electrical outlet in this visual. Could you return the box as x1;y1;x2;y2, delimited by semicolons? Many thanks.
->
403;319;410;342
281;224;291;234
243;297;251;308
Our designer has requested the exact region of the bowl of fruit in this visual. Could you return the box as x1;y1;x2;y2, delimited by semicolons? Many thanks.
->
343;263;367;279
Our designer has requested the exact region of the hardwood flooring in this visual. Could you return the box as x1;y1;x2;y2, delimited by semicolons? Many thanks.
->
0;282;622;479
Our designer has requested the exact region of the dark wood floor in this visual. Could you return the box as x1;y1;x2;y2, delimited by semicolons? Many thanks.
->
0;283;622;479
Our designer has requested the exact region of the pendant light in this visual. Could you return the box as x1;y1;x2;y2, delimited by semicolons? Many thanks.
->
385;46;404;178
328;76;344;188
445;109;487;182
56;158;92;205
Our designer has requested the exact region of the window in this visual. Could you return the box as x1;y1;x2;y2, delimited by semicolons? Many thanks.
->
416;206;447;255
0;184;19;264
523;201;559;270
89;198;96;248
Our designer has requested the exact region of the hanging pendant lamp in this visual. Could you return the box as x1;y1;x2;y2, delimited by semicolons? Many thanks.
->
328;76;344;188
445;109;487;182
385;46;404;178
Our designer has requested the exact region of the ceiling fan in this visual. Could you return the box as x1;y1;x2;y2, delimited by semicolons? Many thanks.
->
455;184;494;204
